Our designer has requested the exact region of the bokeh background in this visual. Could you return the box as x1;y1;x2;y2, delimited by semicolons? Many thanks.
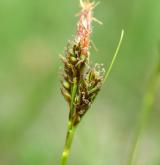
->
0;0;160;164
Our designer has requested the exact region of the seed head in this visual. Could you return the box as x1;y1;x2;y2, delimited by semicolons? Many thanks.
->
60;0;105;126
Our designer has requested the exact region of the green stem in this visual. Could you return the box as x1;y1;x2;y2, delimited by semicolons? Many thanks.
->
70;78;77;118
61;120;76;165
127;61;160;165
61;76;78;165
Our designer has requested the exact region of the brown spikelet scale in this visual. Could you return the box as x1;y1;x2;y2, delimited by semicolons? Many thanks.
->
60;0;105;126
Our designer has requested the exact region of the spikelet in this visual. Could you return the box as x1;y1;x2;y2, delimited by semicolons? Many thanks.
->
60;0;104;126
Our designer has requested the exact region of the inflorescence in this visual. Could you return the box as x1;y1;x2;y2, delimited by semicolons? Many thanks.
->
60;0;105;126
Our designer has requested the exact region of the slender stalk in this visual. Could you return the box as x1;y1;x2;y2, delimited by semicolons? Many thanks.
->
127;60;160;165
61;77;78;165
61;120;76;165
104;30;124;82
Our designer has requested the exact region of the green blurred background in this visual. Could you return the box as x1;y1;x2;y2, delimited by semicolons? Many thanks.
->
0;0;160;164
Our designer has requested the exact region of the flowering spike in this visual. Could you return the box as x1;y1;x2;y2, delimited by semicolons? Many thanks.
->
61;0;105;126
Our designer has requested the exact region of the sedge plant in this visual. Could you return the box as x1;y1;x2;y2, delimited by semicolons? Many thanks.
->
60;0;124;164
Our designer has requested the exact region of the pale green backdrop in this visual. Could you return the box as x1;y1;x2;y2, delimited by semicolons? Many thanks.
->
0;0;160;164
